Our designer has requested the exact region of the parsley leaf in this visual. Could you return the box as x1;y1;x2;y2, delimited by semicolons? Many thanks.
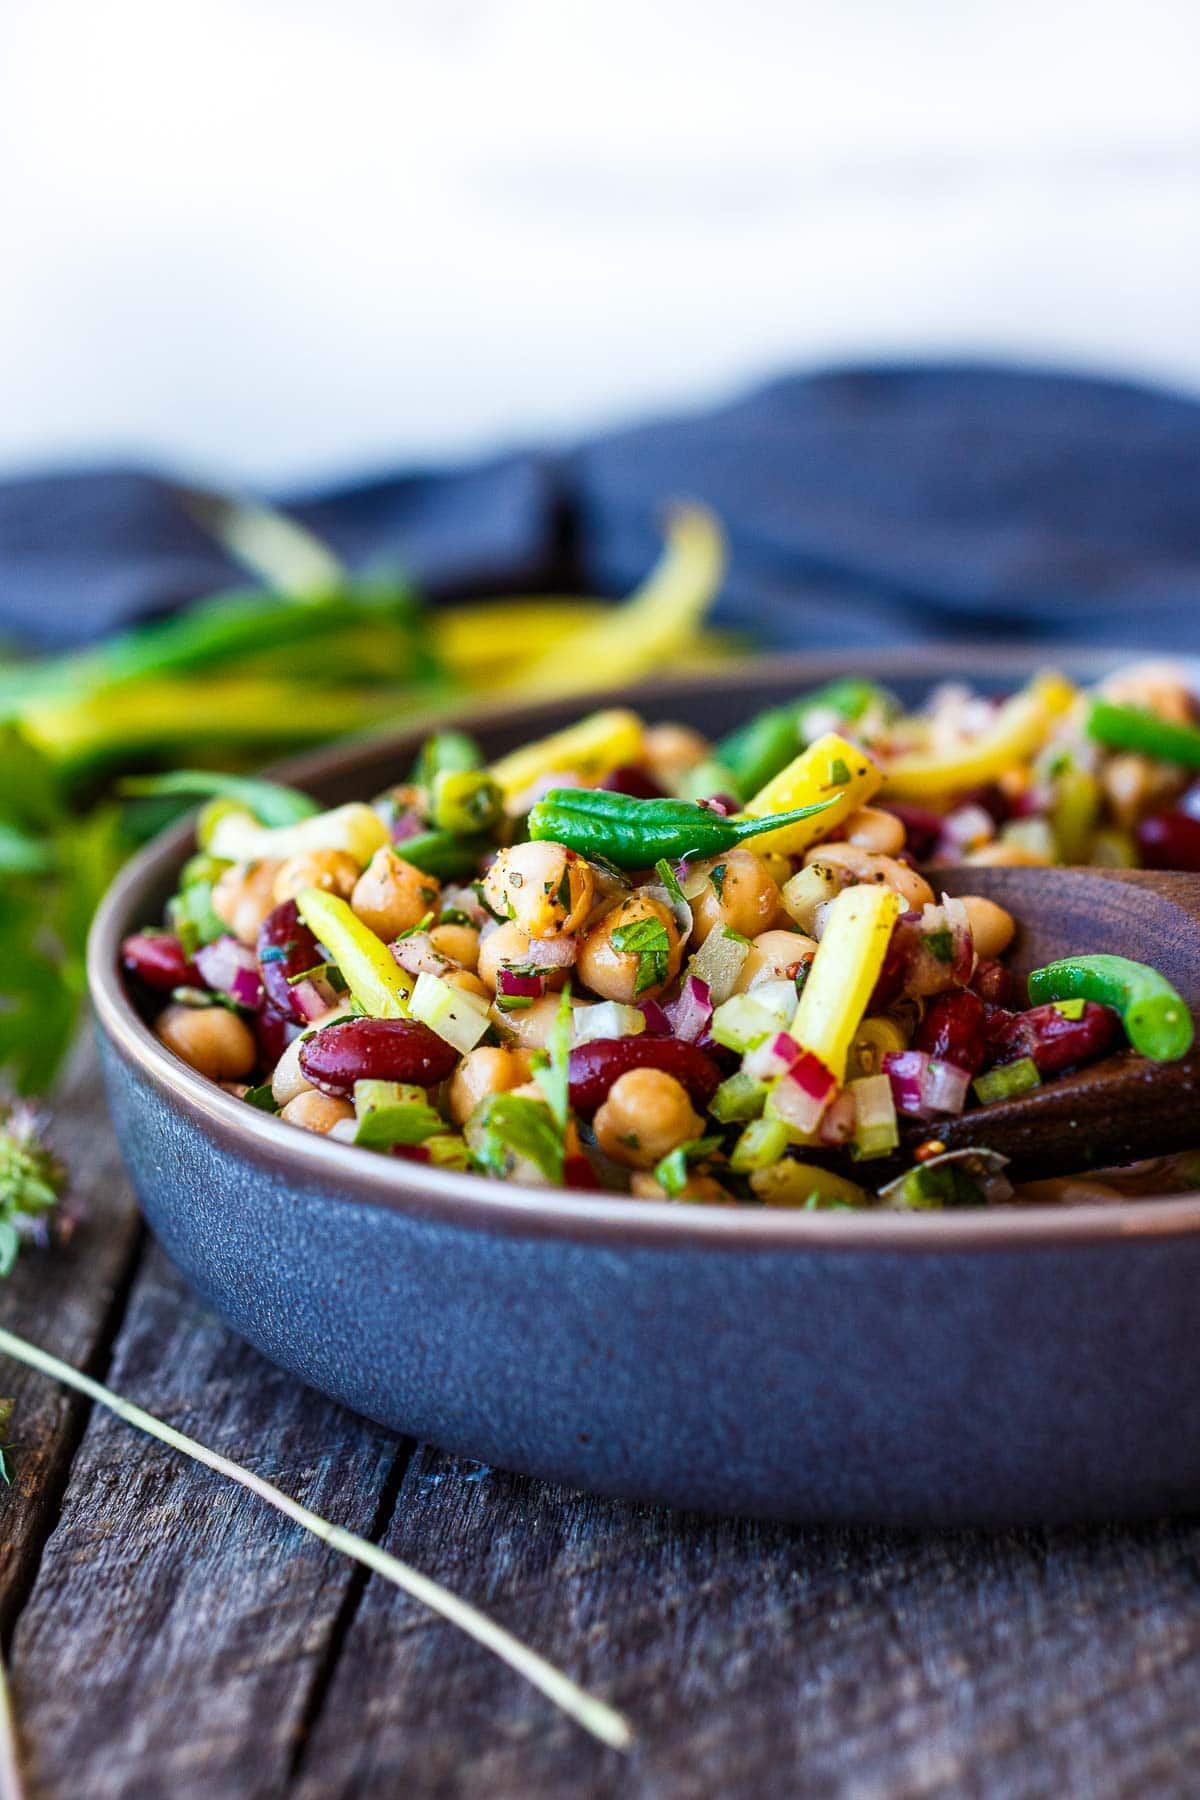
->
609;917;671;996
532;987;572;1129
709;862;728;901
653;1135;723;1198
924;927;955;964
468;1093;565;1184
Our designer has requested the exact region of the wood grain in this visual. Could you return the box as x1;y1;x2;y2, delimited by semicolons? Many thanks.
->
0;1040;143;1639
7;1238;405;1799
297;1448;1200;1800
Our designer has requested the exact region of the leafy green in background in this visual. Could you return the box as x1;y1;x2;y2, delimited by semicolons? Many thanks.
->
0;728;125;1092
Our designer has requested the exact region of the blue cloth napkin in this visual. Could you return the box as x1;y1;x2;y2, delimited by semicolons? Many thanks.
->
4;363;1199;653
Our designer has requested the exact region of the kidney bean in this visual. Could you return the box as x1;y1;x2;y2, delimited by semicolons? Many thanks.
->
257;901;325;1022
869;909;923;1009
914;989;988;1074
596;764;666;800
970;956;1018;1008
299;1018;458;1095
954;783;1012;826
255;1003;301;1069
1136;810;1200;872
568;1037;722;1117
879;805;942;863
988;1000;1122;1077
121;932;199;993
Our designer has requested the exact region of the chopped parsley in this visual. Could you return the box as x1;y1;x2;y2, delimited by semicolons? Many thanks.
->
655;859;686;905
709;862;728;901
610;916;672;995
532;987;572;1128
242;1083;280;1113
924;927;955;965
824;757;851;788
469;1093;564;1184
653;1135;723;1198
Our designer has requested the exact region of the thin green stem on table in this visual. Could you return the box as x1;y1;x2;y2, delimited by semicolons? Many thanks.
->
0;1648;23;1800
0;1325;632;1754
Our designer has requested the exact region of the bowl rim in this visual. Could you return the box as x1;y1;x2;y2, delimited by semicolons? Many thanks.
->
88;649;1200;1254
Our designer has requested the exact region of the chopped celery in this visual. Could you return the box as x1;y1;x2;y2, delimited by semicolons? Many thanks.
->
847;1073;899;1160
972;1057;1041;1105
689;926;750;1002
749;1160;871;1209
709;993;783;1054
353;1080;445;1150
572;1002;646;1045
730;1118;790;1172
410;971;491;1054
709;1070;769;1123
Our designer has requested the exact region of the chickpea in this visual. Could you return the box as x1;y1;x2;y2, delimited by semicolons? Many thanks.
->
212;859;285;947
491;992;578;1051
447;1046;533;1126
351;849;441;940
442;968;490;1000
732;927;818;993
1099;753;1184;830
1101;660;1196;727
280;1090;355;1135
273;849;361;906
428;922;481;969
803;842;934;912
688;847;782;946
630;1171;734;1204
643;721;709;781
962;842;1048;868
477;921;567;993
577;891;684;1003
482;841;594;938
269;1003;346;1106
958;894;1016;960
593;1068;703;1170
156;1003;257;1082
841;806;906;856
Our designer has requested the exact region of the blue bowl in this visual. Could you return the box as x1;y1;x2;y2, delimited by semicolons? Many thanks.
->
88;651;1200;1525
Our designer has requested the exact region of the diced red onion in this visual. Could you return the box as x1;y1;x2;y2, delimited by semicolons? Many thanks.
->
667;975;712;1044
771;1053;837;1135
195;937;263;1010
497;969;546;1000
818;1088;858;1146
922;1057;972;1116
636;998;673;1035
392;933;449;977
523;933;578;969
389;809;425;844
698;794;737;816
884;1049;934;1118
744;1030;802;1082
291;979;334;1023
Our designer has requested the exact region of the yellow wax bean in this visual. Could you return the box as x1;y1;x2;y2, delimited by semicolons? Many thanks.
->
295;888;413;1018
749;1161;872;1208
790;884;902;1082
489;708;645;809
208;801;388;867
880;672;1076;800
739;732;882;856
504;505;726;698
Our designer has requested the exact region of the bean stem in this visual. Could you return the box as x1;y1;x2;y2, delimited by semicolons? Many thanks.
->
0;1325;633;1754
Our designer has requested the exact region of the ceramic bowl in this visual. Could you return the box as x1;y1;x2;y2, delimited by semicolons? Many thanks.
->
88;650;1200;1526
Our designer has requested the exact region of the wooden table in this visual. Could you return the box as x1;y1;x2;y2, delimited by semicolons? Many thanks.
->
2;1043;1199;1799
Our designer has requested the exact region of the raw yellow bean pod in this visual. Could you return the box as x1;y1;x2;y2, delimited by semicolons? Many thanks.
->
880;672;1076;800
489;708;645;808
789;884;902;1082
740;733;882;856
209;801;388;867
295;887;413;1018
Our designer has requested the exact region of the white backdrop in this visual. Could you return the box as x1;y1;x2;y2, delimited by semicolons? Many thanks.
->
3;0;1198;484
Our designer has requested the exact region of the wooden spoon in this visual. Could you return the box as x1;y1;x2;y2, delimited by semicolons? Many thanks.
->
897;867;1200;1179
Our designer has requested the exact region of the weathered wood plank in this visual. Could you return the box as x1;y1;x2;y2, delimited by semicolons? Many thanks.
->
8;1239;404;1800
298;1447;1200;1800
0;1038;144;1635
